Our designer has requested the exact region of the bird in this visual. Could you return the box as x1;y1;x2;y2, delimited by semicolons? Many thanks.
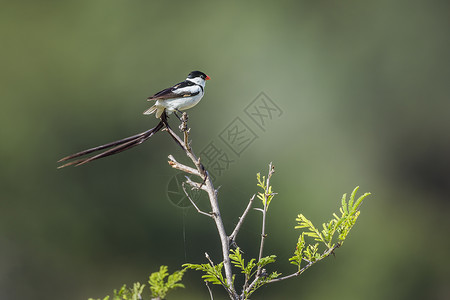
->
57;71;211;168
143;70;211;118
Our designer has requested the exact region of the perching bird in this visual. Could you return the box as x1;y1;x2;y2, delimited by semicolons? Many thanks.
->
57;71;210;168
143;70;210;118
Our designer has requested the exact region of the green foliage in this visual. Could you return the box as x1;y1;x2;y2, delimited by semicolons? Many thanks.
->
246;271;280;299
183;262;228;287
183;166;279;299
88;266;185;300
149;265;186;299
229;248;280;299
288;233;305;268
230;247;256;276
88;282;144;300
89;168;370;300
88;296;110;300
289;187;370;272
256;172;275;210
295;214;328;245
229;248;277;279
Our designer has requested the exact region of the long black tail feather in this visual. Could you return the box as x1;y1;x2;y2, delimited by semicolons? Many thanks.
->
58;117;166;168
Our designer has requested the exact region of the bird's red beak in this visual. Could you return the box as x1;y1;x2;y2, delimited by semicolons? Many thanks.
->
205;75;211;80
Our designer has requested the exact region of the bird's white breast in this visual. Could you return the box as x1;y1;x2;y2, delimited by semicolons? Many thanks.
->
156;86;204;113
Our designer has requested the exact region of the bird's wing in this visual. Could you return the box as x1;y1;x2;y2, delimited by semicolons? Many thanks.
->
147;81;200;101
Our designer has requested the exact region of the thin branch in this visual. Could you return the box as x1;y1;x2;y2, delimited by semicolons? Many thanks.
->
205;281;214;300
204;252;234;298
266;162;275;190
229;194;255;245
165;123;207;181
168;155;201;176
256;208;267;276
256;162;275;276
165;114;237;299
268;242;341;283
184;176;207;191
243;275;259;297
205;252;215;266
266;261;313;283
181;113;191;151
182;183;213;218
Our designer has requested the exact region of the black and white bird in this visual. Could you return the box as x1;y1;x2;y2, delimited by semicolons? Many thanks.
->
57;71;211;168
143;70;211;118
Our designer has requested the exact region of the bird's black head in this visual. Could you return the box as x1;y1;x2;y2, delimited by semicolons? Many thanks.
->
187;71;210;81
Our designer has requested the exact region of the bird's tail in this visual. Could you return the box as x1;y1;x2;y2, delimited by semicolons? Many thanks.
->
57;120;165;168
143;105;157;115
143;105;165;118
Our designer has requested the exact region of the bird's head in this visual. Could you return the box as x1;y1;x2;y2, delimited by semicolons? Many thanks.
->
186;71;211;86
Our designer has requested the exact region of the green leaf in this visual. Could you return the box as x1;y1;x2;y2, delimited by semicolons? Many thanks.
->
289;233;305;269
295;214;327;244
349;186;358;209
257;193;265;203
230;248;246;273
257;255;277;269
341;193;348;215
149;265;185;298
292;186;370;270
255;167;277;210
352;191;371;214
183;262;227;286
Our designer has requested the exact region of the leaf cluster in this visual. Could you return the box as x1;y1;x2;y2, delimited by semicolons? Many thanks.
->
256;172;275;210
89;164;370;300
88;266;185;300
183;262;228;287
149;265;186;299
289;187;370;271
88;282;144;300
229;248;280;299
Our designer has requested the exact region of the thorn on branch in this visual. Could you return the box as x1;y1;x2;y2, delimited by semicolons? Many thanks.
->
205;252;214;266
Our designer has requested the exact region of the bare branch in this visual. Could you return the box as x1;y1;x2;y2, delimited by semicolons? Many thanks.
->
184;176;207;191
205;281;214;300
229;194;255;245
182;183;213;218
266;162;275;186
168;155;201;176
205;252;214;266
164;114;236;298
181;113;191;151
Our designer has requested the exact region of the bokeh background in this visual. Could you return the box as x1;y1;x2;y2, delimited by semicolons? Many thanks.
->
1;1;449;299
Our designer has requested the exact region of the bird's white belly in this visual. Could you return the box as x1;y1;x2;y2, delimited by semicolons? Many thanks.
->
157;94;203;113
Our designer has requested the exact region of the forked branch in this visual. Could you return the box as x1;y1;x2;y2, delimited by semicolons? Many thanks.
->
165;113;237;299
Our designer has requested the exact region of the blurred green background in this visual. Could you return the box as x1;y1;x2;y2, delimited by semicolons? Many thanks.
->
1;0;449;299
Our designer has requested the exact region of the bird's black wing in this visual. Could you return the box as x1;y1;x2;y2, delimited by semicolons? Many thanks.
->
147;81;199;100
